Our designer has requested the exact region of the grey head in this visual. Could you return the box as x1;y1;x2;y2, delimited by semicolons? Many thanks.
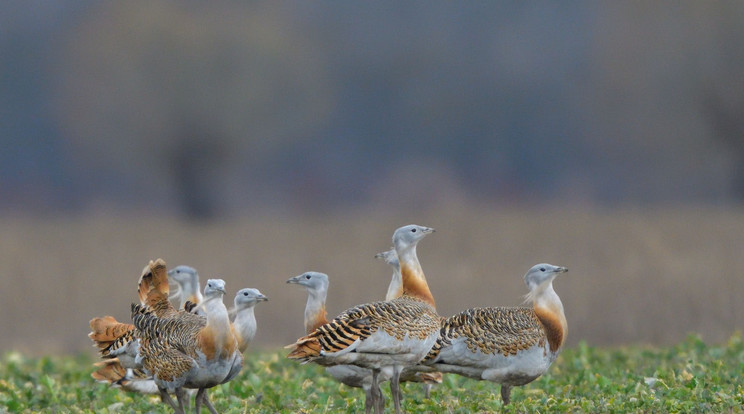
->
168;265;199;285
392;224;435;251
234;288;268;308
374;248;399;268
524;263;568;290
204;278;227;298
286;271;329;293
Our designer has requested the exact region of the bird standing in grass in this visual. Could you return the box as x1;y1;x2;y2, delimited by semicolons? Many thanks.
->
375;248;443;398
92;286;267;397
286;224;440;414
287;271;387;414
133;277;242;414
420;263;568;405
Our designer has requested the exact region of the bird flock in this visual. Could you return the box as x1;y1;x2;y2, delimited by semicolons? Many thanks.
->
88;224;568;413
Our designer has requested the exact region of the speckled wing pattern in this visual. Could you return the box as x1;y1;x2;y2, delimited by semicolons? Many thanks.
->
288;296;440;362
427;307;545;362
131;303;207;383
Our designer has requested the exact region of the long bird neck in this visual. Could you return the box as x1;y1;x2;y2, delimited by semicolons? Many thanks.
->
385;266;404;301
531;282;566;353
398;245;436;308
199;297;237;359
305;288;329;334
180;278;203;308
233;306;257;353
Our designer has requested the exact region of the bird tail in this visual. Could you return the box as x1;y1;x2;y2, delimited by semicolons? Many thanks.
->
285;336;322;363
137;258;169;305
419;371;443;384
88;316;134;356
91;359;127;385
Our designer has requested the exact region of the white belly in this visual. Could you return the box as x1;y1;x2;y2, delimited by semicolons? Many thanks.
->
436;339;556;385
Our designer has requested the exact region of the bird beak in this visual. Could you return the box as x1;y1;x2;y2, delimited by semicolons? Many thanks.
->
286;276;301;284
554;267;568;273
258;294;269;302
217;286;226;294
423;227;435;234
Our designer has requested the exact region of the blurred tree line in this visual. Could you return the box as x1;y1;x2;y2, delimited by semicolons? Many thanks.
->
2;1;744;219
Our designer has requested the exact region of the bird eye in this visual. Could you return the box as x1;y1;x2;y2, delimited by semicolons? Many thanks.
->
540;267;546;272
411;228;417;233
305;274;311;279
176;270;181;274
243;292;249;296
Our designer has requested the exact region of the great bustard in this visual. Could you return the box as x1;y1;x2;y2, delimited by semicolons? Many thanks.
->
420;263;568;405
374;248;443;397
286;224;440;414
133;277;242;414
287;271;386;413
92;286;266;396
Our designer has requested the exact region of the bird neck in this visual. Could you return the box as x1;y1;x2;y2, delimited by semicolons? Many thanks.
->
531;283;566;353
233;306;257;353
179;279;203;308
200;296;237;358
385;268;404;301
305;288;329;334
398;245;436;308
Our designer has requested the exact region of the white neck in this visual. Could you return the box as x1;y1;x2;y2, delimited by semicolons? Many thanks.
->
531;283;563;311
385;267;403;301
531;282;567;339
233;306;257;352
305;287;328;334
398;244;424;279
179;279;203;308
204;296;233;344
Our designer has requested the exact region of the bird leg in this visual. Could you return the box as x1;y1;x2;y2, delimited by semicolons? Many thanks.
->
369;369;379;414
390;365;402;414
159;387;183;414
375;383;386;414
423;383;432;399
176;388;189;412
500;384;511;405
363;386;372;414
201;390;218;414
194;388;205;414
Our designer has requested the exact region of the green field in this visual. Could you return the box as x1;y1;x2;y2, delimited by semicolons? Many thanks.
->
1;334;742;413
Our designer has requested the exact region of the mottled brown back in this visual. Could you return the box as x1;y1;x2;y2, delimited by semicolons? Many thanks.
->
430;307;545;361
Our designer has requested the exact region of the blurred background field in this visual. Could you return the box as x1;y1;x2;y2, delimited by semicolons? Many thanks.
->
2;2;744;356
1;206;743;355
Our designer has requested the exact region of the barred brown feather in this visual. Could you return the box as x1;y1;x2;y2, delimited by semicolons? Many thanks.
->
431;307;545;362
287;295;439;363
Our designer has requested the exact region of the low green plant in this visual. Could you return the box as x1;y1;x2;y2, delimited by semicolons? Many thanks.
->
1;333;742;413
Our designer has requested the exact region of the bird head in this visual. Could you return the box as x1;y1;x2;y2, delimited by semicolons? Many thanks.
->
168;265;199;285
234;288;268;308
524;263;568;292
374;248;399;268
392;224;435;252
204;279;227;298
286;271;329;293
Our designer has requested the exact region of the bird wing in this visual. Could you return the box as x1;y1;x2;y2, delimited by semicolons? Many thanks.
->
287;296;439;362
131;303;206;383
432;307;545;364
